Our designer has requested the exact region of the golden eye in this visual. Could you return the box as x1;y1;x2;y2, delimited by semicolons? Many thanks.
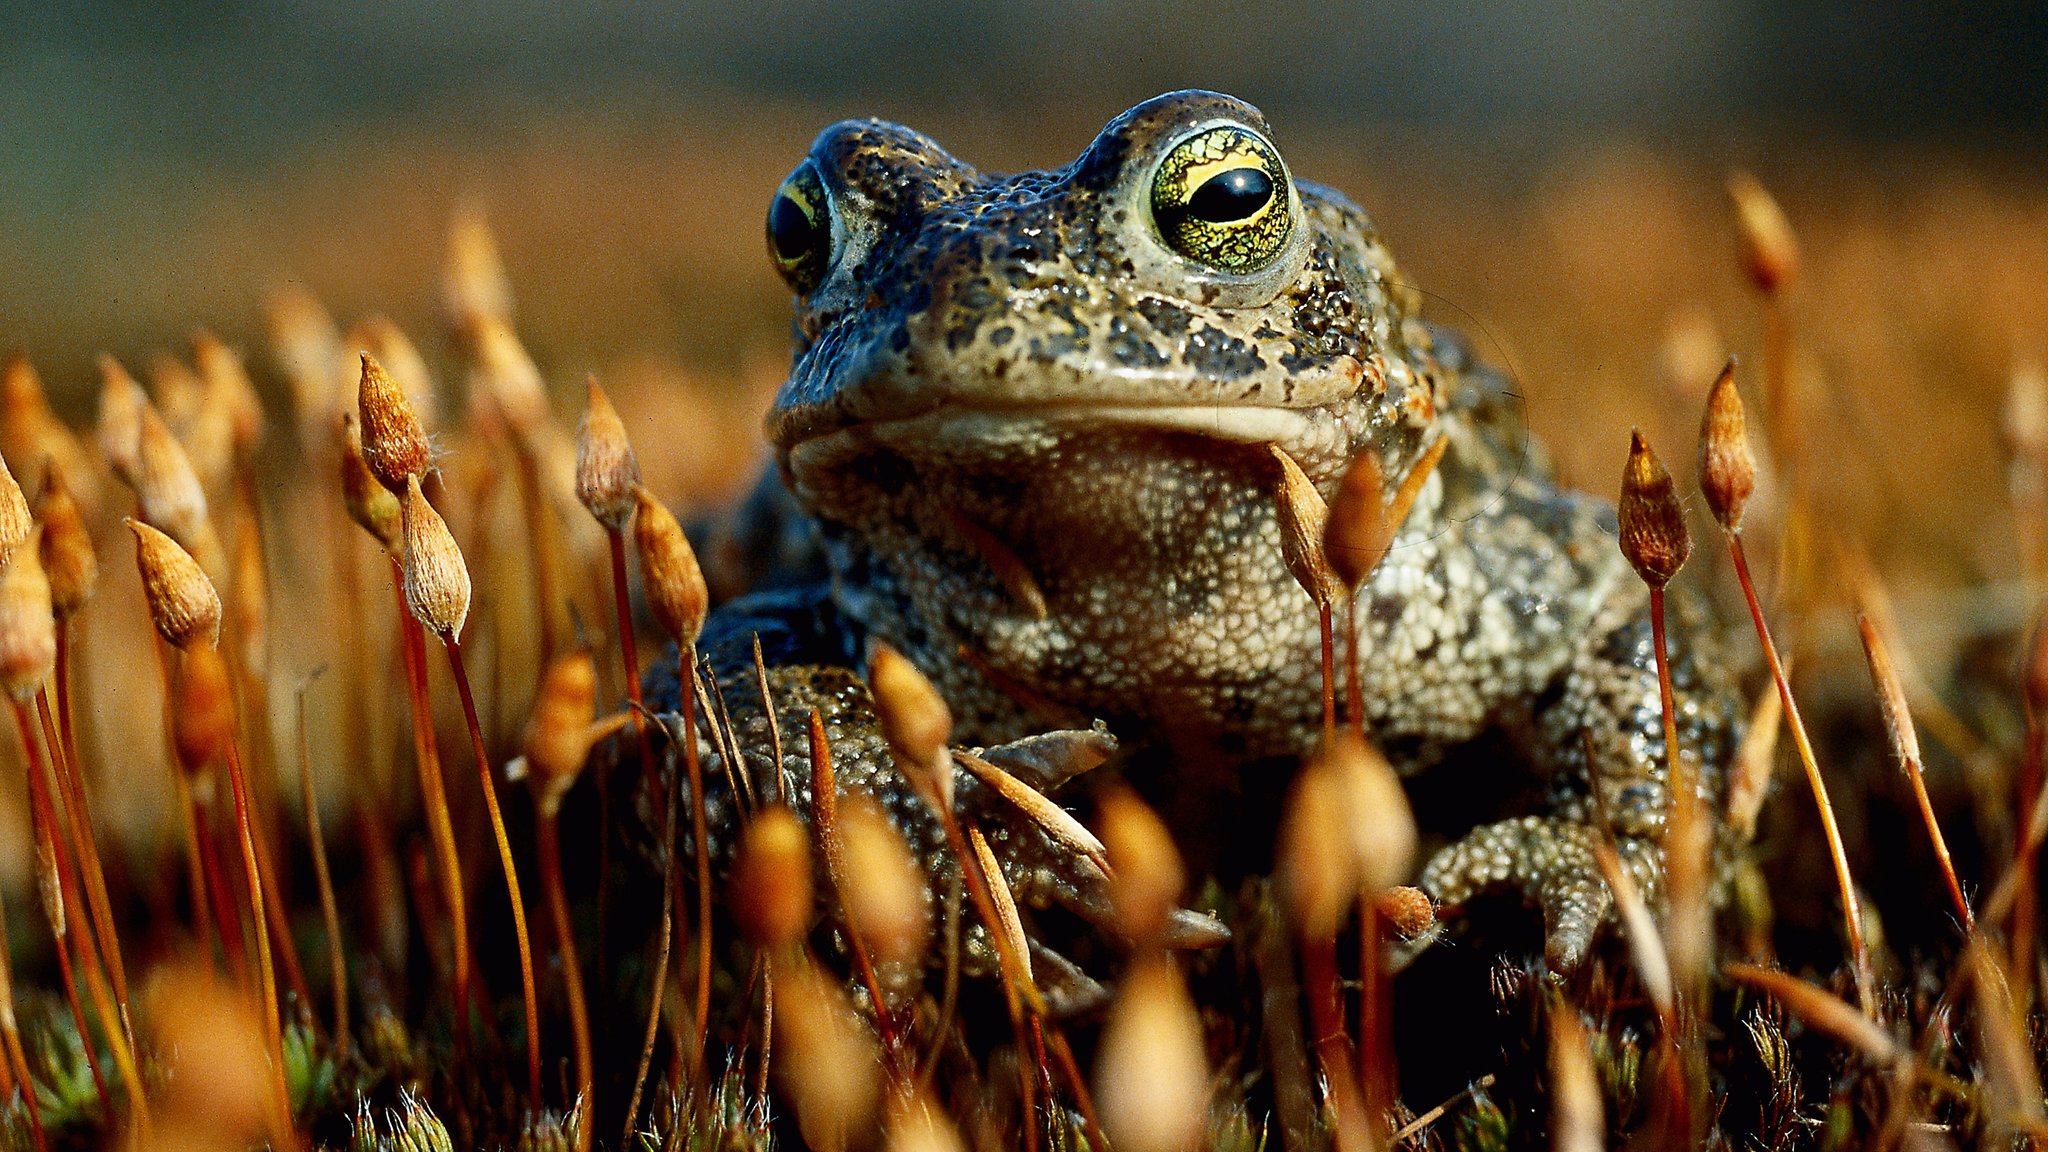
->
1150;126;1292;275
766;161;833;294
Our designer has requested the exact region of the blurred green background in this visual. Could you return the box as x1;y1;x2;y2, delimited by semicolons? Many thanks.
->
2;1;2046;572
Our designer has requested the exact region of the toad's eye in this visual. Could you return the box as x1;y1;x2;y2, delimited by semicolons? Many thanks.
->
1150;126;1291;275
767;161;834;294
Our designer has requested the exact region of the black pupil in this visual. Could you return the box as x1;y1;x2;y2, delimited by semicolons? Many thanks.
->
1186;167;1273;223
769;193;818;260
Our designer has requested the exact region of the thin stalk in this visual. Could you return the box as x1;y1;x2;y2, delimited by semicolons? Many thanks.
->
603;528;658;994
295;675;349;1056
624;739;678;1149
510;445;566;663
250;818;314;1023
170;768;216;960
12;701;110;1118
680;665;711;1082
535;808;592;1152
1317;602;1336;739
35;688;133;1052
1728;536;1870;1010
224;737;296;1149
1342;597;1365;735
390;558;471;1032
194;790;251;985
442;634;542;1103
52;620;79;809
1302;933;1375;1151
805;710;896;1056
0;889;47;1152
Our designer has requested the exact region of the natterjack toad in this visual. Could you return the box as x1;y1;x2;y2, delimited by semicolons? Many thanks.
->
652;89;1741;981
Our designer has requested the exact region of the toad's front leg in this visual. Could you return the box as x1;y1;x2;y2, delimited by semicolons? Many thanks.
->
1418;580;1742;970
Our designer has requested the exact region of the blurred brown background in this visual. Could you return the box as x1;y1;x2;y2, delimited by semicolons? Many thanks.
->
3;2;2048;876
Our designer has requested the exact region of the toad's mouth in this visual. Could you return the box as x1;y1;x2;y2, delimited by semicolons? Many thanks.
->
782;397;1357;481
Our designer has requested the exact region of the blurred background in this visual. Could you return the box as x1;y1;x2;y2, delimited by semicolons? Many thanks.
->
2;2;2047;866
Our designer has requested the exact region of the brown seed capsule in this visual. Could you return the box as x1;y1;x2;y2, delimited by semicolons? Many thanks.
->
339;413;403;553
883;1095;968;1152
1323;449;1391;592
1276;754;1358;941
231;518;268;675
464;316;551;440
0;454;29;571
575;376;640;531
1095;785;1184;948
357;352;431;493
266;283;344;437
1095;955;1209;1152
1698;361;1757;533
128;519;221;651
867;642;954;809
192;329;264;453
1375;885;1436;939
36;463;96;619
172;643;236;777
145;963;273;1141
773;959;881;1152
631;484;708;650
837;794;930;972
97;353;147;485
1618;429;1691;589
399;475;471;639
1319;728;1417;897
0;530;54;701
1268;445;1344;609
731;806;815;950
1;353;97;518
443;206;515;330
1728;171;1802;295
149;353;205;430
1547;1003;1605;1152
353;316;441;433
524;649;598;818
135;400;210;545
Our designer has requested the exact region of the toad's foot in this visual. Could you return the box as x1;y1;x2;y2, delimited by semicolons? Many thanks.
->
1418;816;1661;972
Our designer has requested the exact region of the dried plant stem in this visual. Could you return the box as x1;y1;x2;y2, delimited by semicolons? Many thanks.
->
625;739;678;1149
251;820;314;1021
195;791;251;984
511;446;567;662
0;888;47;1152
168;767;215;955
389;559;472;1032
52;619;80;803
1317;602;1336;739
534;807;592;1152
13;701;111;1117
805;710;896;1057
35;687;132;1050
295;674;348;1056
601;527;658;991
1301;933;1375;1151
223;737;296;1148
1727;535;1870;1009
441;635;542;1102
679;664;712;1082
1342;599;1365;735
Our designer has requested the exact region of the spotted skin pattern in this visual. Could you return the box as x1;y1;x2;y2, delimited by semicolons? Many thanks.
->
651;89;1742;974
